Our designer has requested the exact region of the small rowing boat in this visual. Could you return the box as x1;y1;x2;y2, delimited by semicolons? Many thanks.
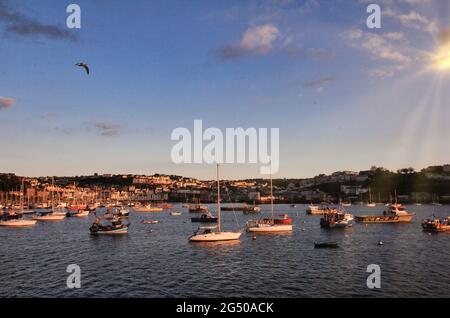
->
314;242;339;249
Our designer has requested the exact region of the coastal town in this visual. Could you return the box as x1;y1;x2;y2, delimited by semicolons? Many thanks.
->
1;164;450;208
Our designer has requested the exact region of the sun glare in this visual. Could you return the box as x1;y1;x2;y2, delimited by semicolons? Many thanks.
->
431;45;450;71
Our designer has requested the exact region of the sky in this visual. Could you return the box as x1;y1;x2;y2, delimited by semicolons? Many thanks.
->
1;0;450;179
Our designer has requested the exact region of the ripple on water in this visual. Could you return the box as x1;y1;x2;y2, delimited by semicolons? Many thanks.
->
0;204;449;297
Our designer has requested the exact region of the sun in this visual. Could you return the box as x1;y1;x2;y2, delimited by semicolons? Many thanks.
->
431;45;450;71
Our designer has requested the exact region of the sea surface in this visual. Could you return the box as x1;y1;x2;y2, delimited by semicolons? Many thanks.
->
0;204;449;298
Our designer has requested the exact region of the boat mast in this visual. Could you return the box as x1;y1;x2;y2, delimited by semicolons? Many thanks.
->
270;161;274;220
217;164;221;233
20;178;24;212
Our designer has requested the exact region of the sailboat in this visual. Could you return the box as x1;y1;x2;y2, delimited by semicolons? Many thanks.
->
0;179;37;227
189;164;242;242
33;180;66;222
366;188;376;207
247;162;293;233
432;194;442;206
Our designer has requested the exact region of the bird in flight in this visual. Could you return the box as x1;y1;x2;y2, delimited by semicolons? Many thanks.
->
75;62;90;75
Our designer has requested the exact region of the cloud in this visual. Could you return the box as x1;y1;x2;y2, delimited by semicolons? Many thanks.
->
384;8;438;33
0;96;16;109
306;48;336;61
0;0;76;41
438;27;450;46
341;29;363;41
212;24;280;60
303;76;335;93
94;122;122;137
363;34;412;64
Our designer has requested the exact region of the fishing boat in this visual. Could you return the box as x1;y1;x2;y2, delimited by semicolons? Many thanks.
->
314;242;339;249
320;211;354;228
355;204;414;223
33;211;66;221
191;211;218;223
247;162;293;233
243;203;261;214
189;165;242;242
90;216;129;235
422;217;450;232
133;204;164;212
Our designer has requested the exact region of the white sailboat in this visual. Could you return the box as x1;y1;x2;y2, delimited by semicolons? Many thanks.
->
189;164;242;242
0;179;37;227
247;162;293;233
33;181;66;221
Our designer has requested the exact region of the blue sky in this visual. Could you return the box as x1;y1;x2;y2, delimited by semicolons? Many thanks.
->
1;0;450;179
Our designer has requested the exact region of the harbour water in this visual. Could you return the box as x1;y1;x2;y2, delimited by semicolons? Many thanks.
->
0;204;448;298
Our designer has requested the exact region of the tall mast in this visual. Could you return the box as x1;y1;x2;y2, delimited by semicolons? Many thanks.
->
270;161;274;220
20;178;24;211
217;164;221;232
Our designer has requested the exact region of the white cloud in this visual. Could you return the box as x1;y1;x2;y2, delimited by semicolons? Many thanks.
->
213;24;280;60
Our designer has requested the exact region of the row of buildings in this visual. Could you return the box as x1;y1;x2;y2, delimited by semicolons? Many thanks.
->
1;165;450;206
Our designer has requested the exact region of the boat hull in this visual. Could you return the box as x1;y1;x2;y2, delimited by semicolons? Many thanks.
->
191;217;218;223
189;231;242;242
0;219;37;227
133;207;164;213
90;227;129;235
355;214;414;223
247;224;293;232
33;215;66;221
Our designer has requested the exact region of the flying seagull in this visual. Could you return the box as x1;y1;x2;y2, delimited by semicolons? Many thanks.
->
75;62;90;75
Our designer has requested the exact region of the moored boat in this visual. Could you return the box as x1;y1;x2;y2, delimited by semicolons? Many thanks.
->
422;217;450;232
355;204;414;223
170;211;182;216
320;211;354;228
142;220;159;224
191;212;218;223
90;216;129;234
314;242;339;249
67;209;90;218
307;205;338;216
33;211;66;221
133;205;164;212
0;218;37;227
271;214;293;225
189;164;242;243
247;162;293;233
